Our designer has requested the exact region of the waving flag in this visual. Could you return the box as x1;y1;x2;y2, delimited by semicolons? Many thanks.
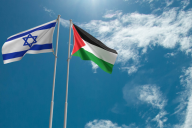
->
72;24;118;74
2;20;57;64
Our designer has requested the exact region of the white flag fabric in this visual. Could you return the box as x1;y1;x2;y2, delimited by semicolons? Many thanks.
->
2;19;57;64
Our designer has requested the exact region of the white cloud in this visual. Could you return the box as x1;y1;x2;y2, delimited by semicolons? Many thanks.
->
43;7;55;17
152;111;168;128
139;85;166;109
60;18;70;28
123;0;188;9
174;67;192;128
123;84;167;127
164;52;177;58
123;84;166;108
103;10;122;19
85;120;137;128
181;0;190;9
111;103;121;114
137;85;168;127
123;0;149;3
79;7;192;74
43;7;70;29
121;65;139;75
42;8;70;28
91;61;99;73
165;0;174;7
183;94;192;128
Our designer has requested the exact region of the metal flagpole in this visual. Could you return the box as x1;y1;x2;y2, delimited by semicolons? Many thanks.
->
49;15;61;128
63;19;72;128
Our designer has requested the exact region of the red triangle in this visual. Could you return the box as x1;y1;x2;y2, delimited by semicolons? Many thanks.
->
72;25;86;55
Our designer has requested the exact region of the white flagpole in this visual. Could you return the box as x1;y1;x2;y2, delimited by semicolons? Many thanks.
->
49;15;61;128
63;19;72;128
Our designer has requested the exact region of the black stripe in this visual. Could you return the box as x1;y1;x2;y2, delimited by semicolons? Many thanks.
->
73;24;118;54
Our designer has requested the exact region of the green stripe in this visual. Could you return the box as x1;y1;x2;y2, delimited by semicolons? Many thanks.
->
73;48;114;74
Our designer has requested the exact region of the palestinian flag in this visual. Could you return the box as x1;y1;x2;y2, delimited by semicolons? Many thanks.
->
72;24;118;74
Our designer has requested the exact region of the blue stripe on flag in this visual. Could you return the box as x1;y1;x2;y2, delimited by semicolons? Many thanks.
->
6;22;56;42
2;44;52;60
3;50;27;60
30;44;52;50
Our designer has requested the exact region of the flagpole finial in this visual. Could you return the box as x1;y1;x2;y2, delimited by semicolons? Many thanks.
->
57;15;61;20
69;19;72;27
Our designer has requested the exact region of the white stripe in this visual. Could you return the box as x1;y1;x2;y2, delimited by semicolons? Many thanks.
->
4;57;22;64
2;27;55;54
7;20;57;39
82;39;117;65
27;49;53;54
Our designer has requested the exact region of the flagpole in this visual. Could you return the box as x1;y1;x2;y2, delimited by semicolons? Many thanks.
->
63;19;72;128
49;15;61;128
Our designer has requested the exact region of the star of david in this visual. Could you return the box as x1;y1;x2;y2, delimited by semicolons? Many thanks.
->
23;34;37;48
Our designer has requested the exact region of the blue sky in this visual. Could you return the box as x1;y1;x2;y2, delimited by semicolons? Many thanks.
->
1;0;192;128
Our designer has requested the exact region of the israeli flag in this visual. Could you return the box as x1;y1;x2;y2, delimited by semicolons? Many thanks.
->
2;19;57;64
